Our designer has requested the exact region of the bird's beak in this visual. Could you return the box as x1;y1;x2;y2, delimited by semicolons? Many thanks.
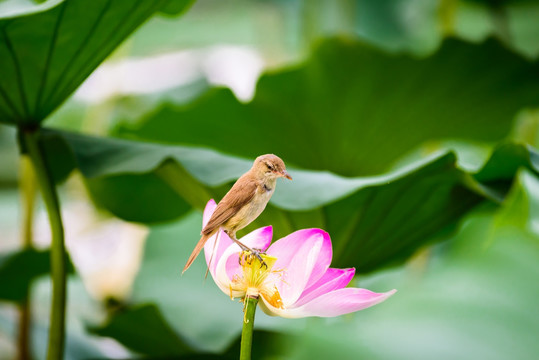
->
281;170;292;180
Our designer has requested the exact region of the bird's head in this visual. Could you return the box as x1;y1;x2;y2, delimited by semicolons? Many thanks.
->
252;154;292;180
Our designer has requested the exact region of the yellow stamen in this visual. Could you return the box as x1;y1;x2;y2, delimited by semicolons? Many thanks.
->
262;286;284;309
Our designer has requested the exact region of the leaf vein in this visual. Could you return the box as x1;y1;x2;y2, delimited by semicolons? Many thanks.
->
39;0;113;115
34;1;69;116
1;27;28;121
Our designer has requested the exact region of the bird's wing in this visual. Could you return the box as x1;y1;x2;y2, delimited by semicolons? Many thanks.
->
202;178;258;236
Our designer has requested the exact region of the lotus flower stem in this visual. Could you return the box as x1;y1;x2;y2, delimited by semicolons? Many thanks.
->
17;156;38;360
240;295;259;360
22;129;66;360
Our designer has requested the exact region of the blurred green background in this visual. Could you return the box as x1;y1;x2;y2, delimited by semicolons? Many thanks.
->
1;0;539;358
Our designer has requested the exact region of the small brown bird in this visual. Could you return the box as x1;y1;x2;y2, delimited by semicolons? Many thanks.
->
182;154;292;273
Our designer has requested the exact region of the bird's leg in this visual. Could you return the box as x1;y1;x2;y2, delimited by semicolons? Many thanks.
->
225;230;267;268
225;230;250;251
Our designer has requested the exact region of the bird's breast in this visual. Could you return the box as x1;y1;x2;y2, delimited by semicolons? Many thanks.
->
226;181;275;231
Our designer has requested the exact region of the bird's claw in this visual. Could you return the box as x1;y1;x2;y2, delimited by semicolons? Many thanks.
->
238;248;268;269
252;249;268;269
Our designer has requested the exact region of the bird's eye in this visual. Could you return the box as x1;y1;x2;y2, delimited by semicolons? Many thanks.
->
266;163;274;170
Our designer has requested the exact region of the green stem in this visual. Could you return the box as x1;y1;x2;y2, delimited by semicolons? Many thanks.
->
17;299;32;360
20;156;37;249
240;296;259;360
17;156;37;360
22;129;66;360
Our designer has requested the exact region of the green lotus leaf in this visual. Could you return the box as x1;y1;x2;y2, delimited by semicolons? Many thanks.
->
0;248;74;303
116;37;539;177
0;0;193;125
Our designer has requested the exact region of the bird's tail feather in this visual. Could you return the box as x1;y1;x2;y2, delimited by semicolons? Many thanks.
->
182;233;211;274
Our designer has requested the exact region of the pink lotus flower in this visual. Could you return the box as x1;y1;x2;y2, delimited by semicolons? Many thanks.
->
202;200;396;318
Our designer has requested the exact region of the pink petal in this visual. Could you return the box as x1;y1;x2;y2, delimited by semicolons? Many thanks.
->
239;226;273;251
266;229;332;306
202;199;217;227
294;268;355;307
281;288;397;318
224;254;242;282
204;229;233;279
203;200;234;276
224;226;273;280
